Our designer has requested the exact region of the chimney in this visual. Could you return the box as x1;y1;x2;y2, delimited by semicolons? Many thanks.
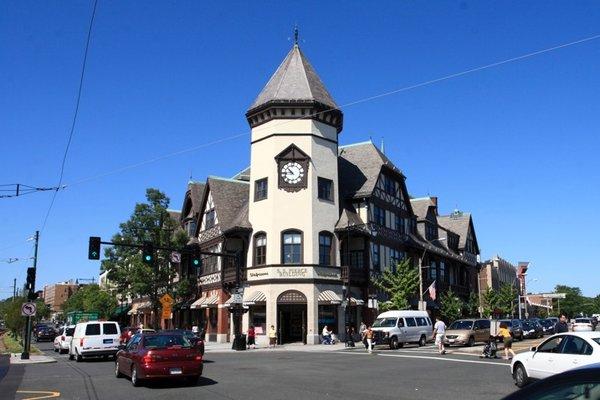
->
430;196;438;214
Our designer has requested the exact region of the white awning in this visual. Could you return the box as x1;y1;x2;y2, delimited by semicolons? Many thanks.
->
525;297;552;309
224;291;267;306
127;301;152;315
349;296;365;306
318;290;342;304
191;294;219;309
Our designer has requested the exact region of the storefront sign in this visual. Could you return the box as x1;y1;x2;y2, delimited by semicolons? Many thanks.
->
247;266;341;281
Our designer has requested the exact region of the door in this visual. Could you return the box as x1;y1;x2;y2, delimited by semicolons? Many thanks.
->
396;318;408;342
558;335;594;372
403;317;418;342
278;304;306;344
527;336;566;379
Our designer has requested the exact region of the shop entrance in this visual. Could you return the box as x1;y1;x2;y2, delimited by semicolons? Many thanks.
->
277;290;307;344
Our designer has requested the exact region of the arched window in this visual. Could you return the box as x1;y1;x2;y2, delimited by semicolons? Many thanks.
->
318;231;333;266
254;233;267;266
281;230;302;264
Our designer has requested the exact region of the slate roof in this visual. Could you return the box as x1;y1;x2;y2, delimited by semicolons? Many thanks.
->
338;141;403;199
248;44;338;113
437;212;473;249
205;177;251;233
181;181;206;221
167;210;181;223
232;167;251;182
410;198;435;220
334;207;366;231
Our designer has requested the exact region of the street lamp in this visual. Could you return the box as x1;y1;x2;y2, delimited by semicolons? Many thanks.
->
418;237;446;311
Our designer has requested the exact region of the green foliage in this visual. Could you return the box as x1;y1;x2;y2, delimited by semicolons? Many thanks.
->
553;285;599;317
0;296;50;337
439;289;463;323
62;285;118;319
372;259;420;311
497;284;518;318
464;292;480;317
101;188;187;328
481;287;498;318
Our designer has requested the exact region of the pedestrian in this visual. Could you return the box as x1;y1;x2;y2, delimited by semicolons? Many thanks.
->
498;322;516;360
359;321;367;349
247;325;256;349
432;316;446;355
322;325;333;344
554;314;569;333
268;325;277;348
345;326;355;348
362;326;374;353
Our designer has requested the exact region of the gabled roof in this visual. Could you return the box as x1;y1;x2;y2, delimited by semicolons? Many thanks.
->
247;44;338;113
181;181;206;221
410;198;435;220
437;211;477;250
338;141;403;199
335;207;365;230
198;177;251;234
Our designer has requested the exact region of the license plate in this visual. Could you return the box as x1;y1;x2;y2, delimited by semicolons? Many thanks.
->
170;368;182;375
103;339;113;344
448;339;455;343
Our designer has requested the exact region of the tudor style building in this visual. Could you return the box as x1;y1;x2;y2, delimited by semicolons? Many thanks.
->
185;41;481;345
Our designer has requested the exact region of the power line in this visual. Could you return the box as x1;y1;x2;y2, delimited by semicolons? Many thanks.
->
59;32;600;189
0;183;64;199
40;0;99;232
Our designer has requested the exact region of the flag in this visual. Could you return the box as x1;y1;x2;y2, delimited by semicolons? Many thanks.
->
427;280;437;301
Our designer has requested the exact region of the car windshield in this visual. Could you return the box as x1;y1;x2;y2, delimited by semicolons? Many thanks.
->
449;321;473;330
66;328;75;336
539;320;553;327
143;335;191;349
373;318;397;328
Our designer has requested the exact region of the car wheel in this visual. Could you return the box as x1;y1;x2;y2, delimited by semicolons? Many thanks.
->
131;366;142;387
513;363;529;388
68;348;74;360
467;336;475;347
76;350;83;362
419;335;427;347
186;375;199;386
389;337;398;350
115;361;123;378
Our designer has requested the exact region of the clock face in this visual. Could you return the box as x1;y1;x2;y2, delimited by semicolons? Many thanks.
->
281;162;305;184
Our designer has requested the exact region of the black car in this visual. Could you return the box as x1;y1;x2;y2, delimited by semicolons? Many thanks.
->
538;319;555;335
501;363;600;400
35;326;57;342
499;319;524;341
522;320;544;339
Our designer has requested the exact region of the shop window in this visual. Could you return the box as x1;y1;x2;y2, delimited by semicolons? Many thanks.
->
254;233;266;266
250;305;267;335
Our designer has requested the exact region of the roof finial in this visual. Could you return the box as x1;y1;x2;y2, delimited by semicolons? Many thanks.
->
380;137;385;154
294;24;299;46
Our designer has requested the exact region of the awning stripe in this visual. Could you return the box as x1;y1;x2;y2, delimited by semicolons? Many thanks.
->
318;290;342;304
191;294;219;309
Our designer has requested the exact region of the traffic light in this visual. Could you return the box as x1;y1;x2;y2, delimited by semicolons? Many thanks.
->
191;248;202;268
28;290;38;301
26;267;36;292
88;236;101;260
142;241;154;265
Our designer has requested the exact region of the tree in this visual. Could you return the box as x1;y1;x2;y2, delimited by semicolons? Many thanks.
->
372;258;420;311
481;287;498;318
464;292;480;317
554;285;585;318
497;284;518;318
101;189;187;329
62;285;118;319
439;290;463;323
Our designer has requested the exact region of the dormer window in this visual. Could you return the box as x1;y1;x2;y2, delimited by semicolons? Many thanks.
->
205;209;216;229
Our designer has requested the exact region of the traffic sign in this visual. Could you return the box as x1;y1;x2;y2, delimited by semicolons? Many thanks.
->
170;252;181;263
21;302;37;317
161;305;172;319
231;293;243;304
160;293;174;306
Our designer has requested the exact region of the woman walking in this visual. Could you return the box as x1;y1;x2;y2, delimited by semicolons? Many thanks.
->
268;325;277;349
498;323;516;360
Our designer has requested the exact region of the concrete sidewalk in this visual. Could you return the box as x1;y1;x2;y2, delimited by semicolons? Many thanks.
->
9;353;56;365
204;341;353;354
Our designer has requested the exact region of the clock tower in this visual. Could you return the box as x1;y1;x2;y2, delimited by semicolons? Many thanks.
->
245;40;344;344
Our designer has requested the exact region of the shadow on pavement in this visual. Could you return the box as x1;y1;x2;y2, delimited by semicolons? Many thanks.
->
143;376;218;389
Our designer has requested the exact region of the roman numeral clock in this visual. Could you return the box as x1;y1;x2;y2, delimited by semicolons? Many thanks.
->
275;144;310;192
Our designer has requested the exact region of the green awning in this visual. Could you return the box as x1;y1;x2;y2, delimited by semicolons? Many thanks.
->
112;304;131;317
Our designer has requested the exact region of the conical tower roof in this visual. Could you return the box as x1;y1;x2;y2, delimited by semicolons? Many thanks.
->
248;44;338;112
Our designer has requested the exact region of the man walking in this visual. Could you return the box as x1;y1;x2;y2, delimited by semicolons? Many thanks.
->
432;316;446;355
362;326;374;354
555;314;569;333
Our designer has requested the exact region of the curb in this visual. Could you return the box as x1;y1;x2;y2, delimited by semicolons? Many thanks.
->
9;353;57;365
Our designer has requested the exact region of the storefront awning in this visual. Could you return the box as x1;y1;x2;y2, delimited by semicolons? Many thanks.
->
349;296;365;306
112;304;131;317
127;301;152;315
191;294;219;309
525;297;552;309
223;291;267;306
318;290;342;305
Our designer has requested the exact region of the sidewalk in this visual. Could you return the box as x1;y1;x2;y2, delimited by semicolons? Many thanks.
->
204;341;352;354
9;353;56;365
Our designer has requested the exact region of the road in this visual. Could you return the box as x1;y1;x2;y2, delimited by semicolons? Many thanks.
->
1;340;521;400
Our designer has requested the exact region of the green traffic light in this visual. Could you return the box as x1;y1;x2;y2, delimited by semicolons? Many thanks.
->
193;259;200;266
92;251;98;257
145;255;152;261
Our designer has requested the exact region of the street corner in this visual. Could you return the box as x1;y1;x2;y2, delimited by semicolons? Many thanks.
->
9;354;57;365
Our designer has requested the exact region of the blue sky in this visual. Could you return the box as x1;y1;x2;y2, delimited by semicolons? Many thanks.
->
1;1;599;298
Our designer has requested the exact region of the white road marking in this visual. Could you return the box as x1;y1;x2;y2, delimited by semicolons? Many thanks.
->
378;353;510;367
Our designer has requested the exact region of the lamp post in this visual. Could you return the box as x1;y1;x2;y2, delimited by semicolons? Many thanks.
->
418;237;446;311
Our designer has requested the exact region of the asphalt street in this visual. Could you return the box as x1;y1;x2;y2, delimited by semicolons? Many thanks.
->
3;341;519;400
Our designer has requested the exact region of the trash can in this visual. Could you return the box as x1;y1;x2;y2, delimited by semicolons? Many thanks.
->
232;334;247;351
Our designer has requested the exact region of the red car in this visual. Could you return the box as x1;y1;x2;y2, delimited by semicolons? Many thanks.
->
119;327;138;344
115;333;203;387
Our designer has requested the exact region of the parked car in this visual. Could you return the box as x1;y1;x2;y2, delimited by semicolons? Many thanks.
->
371;310;432;349
160;329;204;355
522;320;544;339
573;318;594;332
70;321;121;362
444;319;491;347
538;319;555;335
53;325;75;354
502;363;600;400
119;327;155;344
511;332;600;388
115;332;203;387
34;326;57;342
498;319;524;341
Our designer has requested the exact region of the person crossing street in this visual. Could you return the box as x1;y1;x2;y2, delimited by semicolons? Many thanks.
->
432;316;446;355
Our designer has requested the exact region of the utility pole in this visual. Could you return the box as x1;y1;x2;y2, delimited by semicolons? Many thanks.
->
12;278;16;300
21;230;39;360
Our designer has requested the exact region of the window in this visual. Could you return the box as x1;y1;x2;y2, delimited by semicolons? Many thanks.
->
319;232;333;265
416;317;428;327
383;175;396;196
372;243;380;272
317;177;333;201
429;261;437;280
538;336;566;353
205;209;216;229
425;223;438;240
395;215;405;234
408;218;417;234
561;336;593;355
186;220;197;237
282;231;302;264
254;178;268;201
439;261;446;282
254;233;266;266
85;324;101;335
405;317;417;327
372;205;385;226
103;323;118;335
126;335;141;351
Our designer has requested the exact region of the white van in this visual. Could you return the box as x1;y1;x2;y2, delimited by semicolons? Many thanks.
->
69;321;121;362
371;310;432;349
